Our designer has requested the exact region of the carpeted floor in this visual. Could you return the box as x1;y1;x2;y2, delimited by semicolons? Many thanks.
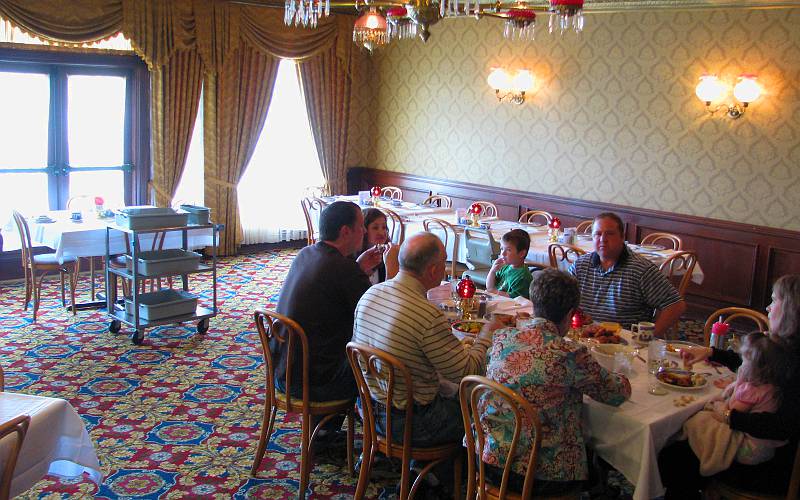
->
0;249;711;499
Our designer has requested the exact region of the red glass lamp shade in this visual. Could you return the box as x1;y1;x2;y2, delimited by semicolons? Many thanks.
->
549;217;562;229
94;196;105;206
571;310;583;329
386;6;407;18
456;276;476;299
468;203;483;215
370;186;382;197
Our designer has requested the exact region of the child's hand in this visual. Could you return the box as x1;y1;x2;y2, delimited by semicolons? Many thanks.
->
491;257;506;269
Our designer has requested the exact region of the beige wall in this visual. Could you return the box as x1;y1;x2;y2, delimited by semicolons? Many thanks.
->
362;7;800;230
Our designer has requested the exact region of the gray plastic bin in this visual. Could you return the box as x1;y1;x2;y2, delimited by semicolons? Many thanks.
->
179;205;211;225
126;249;202;276
125;289;198;321
115;207;189;230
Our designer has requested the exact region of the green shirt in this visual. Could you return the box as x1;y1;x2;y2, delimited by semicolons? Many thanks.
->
495;264;533;299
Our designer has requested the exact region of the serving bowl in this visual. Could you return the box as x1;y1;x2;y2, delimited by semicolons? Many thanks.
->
590;344;639;372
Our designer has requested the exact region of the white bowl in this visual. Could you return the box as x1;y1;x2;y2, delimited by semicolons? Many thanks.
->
591;344;639;372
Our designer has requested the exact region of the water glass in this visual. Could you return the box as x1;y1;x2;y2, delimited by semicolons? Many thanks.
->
647;339;667;395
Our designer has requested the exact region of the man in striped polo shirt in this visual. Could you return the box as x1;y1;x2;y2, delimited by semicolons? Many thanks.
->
353;232;496;447
568;212;686;338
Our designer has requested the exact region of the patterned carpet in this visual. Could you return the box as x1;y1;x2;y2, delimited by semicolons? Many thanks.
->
0;249;711;499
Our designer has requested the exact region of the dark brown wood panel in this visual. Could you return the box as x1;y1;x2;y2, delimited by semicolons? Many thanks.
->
348;167;800;317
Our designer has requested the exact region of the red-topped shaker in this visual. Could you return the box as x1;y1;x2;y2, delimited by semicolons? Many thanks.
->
710;317;730;350
456;276;476;299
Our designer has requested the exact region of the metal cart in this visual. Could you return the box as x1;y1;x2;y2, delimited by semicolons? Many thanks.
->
104;222;220;345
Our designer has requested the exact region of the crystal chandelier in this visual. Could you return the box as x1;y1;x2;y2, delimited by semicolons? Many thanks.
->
284;0;585;49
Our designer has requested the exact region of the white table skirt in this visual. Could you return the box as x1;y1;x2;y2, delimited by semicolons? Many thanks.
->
0;392;102;497
26;211;214;262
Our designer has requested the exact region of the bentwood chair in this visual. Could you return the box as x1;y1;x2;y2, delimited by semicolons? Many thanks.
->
251;310;355;498
381;186;403;200
459;375;581;500
0;414;31;500
702;307;769;347
12;211;79;322
462;227;501;287
658;251;697;298
575;220;593;235
518;210;553;226
548;243;586;270
421;194;452;208
379;208;405;245
640;232;682;251
346;342;462;500
423;217;465;280
706;440;800;500
301;197;328;246
471;201;498;219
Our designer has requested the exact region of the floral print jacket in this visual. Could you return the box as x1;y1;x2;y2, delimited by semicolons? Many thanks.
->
481;318;631;481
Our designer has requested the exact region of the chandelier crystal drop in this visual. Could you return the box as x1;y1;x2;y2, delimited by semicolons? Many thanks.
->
548;0;584;34
386;6;418;41
504;9;536;41
353;7;389;51
284;0;330;27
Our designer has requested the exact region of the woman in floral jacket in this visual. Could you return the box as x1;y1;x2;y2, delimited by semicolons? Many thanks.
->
481;268;631;495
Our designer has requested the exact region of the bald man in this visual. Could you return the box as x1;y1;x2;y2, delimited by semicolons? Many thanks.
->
353;232;496;447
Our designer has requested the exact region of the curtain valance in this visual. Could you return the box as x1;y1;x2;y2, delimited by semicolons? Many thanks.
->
0;0;122;44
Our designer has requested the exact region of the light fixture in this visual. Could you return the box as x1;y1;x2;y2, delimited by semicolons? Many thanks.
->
695;74;762;119
352;7;388;52
285;0;585;47
488;68;535;104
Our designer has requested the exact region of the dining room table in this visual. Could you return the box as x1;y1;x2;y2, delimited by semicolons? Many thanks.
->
0;391;102;497
429;288;730;500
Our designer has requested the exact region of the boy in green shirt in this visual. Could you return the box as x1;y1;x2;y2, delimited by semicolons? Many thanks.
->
486;229;532;299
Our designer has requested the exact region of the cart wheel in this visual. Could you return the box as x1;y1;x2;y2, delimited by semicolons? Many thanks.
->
197;319;210;334
109;320;122;334
131;330;145;345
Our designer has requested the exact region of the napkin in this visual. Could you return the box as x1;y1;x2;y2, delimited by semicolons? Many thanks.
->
487;296;533;315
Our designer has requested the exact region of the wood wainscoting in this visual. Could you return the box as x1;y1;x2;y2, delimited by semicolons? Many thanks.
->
348;167;800;317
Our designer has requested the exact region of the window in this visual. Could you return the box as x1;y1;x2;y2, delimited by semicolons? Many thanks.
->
173;91;204;207
237;59;325;244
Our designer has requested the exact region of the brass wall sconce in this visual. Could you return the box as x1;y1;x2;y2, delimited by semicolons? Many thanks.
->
487;68;534;104
695;74;762;119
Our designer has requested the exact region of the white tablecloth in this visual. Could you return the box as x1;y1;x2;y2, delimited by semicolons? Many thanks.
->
26;211;214;262
0;392;102;497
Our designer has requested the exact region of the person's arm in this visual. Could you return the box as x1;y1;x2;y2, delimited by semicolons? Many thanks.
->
486;258;505;294
728;381;800;441
570;345;631;406
653;300;686;338
356;246;383;275
421;315;492;382
384;243;399;280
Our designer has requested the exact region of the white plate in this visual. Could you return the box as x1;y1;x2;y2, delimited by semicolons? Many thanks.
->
656;371;708;391
664;341;699;357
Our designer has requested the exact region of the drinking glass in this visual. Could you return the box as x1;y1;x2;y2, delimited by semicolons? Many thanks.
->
648;339;668;395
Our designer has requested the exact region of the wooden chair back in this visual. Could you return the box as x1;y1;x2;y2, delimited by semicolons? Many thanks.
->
11;211;33;270
254;309;310;413
702;307;769;347
378;208;405;245
464;227;501;270
66;195;92;212
548;243;586;269
575;220;593;235
518;210;552;226
641;232;682;251
422;194;452;208
381;186;403;200
471;201;498;218
423;217;459;279
300;197;327;246
459;375;541;500
658;251;697;297
0;414;31;500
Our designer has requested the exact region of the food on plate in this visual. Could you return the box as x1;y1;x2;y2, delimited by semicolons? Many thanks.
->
581;323;623;344
490;313;516;327
452;321;485;335
657;369;706;388
599;322;621;333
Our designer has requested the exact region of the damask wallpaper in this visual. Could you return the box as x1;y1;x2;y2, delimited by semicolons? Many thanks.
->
359;7;800;230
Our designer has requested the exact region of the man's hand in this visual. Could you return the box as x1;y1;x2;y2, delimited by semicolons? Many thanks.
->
357;246;383;274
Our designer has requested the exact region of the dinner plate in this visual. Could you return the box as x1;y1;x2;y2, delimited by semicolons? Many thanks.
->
34;216;55;223
664;340;699;356
656;369;708;391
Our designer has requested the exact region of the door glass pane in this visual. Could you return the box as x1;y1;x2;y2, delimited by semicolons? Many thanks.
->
68;170;124;209
0;71;49;169
67;74;126;167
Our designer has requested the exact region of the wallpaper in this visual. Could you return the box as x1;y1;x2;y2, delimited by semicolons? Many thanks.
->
360;7;800;231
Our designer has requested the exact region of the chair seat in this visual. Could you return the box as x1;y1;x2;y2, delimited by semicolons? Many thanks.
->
32;253;77;266
484;481;582;500
377;435;462;461
709;477;786;500
274;390;353;414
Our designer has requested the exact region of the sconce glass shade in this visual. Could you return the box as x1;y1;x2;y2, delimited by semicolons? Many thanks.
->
353;7;388;51
733;75;761;104
695;75;726;103
512;70;534;92
487;68;512;91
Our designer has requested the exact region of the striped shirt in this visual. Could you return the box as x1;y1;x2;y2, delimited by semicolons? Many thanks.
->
353;271;491;408
568;246;682;329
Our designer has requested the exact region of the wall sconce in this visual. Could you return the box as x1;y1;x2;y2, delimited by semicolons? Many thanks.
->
695;74;762;119
487;68;534;104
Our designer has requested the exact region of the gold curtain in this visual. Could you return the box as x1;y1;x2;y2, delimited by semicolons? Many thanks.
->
0;0;122;43
150;48;203;207
121;0;197;69
204;44;280;255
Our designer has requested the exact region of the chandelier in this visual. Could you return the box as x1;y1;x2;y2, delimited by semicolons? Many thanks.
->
284;0;585;50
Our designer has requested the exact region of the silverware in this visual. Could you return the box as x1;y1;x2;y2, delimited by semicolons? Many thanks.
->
635;354;647;364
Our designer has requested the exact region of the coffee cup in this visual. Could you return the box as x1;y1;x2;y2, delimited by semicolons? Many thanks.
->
70;211;82;221
631;321;656;342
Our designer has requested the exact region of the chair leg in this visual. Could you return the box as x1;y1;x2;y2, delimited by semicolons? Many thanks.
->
33;271;48;322
60;269;66;306
250;404;278;476
69;262;79;315
353;437;374;500
89;258;96;301
299;411;311;498
23;267;32;311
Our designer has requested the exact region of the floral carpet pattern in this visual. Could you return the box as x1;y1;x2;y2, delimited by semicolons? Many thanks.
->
0;249;718;499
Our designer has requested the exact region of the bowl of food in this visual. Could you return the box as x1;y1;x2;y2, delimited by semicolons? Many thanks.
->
591;344;639;372
451;320;487;339
581;323;625;344
656;368;708;390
